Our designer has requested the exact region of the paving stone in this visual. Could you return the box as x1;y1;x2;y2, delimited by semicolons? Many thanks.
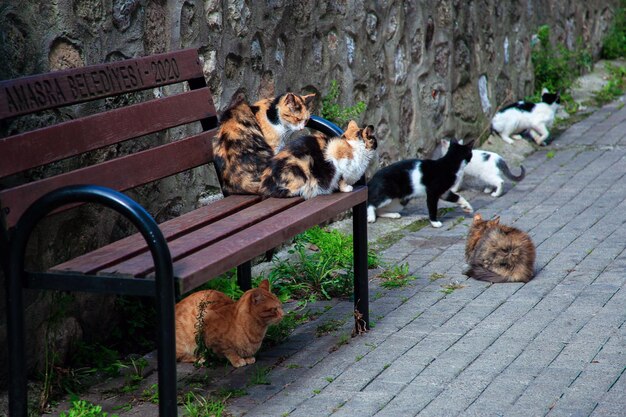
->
217;103;626;416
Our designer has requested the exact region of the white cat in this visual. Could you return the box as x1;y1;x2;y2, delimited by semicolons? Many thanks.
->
441;140;525;197
491;88;560;145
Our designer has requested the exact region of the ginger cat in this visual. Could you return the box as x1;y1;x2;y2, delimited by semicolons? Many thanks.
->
175;279;283;367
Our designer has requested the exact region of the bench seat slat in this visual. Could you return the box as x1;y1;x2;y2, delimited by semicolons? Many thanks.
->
0;87;215;179
99;197;302;277
50;195;260;274
174;186;368;294
0;129;216;228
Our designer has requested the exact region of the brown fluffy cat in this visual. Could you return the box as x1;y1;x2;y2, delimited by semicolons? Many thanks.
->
213;93;315;195
464;213;536;283
175;279;283;367
259;120;378;199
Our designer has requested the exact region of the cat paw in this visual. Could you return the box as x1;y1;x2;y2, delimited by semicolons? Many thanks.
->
483;187;493;194
339;184;353;193
490;191;502;197
244;357;256;365
230;358;248;368
380;212;401;219
367;215;377;223
430;221;443;228
501;136;515;144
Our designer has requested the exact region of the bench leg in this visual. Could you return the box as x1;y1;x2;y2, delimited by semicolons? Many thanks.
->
237;261;252;291
154;260;177;416
353;201;370;332
7;264;27;417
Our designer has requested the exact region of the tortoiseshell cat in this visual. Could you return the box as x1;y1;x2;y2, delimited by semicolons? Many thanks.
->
175;279;283;367
259;120;378;199
464;213;536;283
213;93;315;195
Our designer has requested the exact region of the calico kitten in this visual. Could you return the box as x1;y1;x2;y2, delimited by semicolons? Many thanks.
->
367;139;474;227
440;139;525;197
464;213;536;283
491;88;560;145
175;279;283;367
213;93;315;195
259;120;378;199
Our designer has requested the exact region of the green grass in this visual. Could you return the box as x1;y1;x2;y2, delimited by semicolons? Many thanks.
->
440;282;466;295
377;263;416;289
320;80;366;127
373;230;406;251
60;399;119;417
141;383;159;404
602;1;626;59
267;226;379;302
546;150;556;159
248;367;271;386
530;25;593;113
264;309;318;348
181;391;227;417
315;319;346;337
429;272;445;281
592;63;626;106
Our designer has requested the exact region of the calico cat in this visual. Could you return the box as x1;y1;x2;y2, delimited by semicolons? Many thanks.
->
491;88;560;145
213;93;315;195
175;279;283;367
259;120;377;199
464;213;536;283
367;139;474;227
440;139;525;197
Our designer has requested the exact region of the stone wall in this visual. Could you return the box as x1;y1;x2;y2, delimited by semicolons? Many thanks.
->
0;0;619;384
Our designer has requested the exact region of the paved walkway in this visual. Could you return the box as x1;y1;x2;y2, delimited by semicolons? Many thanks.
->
222;99;626;417
49;99;626;417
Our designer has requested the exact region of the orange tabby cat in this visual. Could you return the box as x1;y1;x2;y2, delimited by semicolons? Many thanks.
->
464;213;536;283
213;93;315;195
175;279;283;367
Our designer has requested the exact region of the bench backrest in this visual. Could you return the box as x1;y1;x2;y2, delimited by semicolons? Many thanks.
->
0;49;218;230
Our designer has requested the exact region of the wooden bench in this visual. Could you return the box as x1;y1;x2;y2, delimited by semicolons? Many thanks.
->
0;49;370;417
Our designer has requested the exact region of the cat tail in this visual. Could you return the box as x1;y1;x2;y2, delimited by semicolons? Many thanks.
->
464;265;511;283
496;158;526;182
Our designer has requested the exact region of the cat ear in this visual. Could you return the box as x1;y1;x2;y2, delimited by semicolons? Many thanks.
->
343;120;360;138
252;292;264;305
491;215;501;224
259;279;270;291
283;93;297;107
363;125;375;138
465;139;475;148
302;93;316;107
473;213;483;222
541;87;549;95
450;138;459;146
347;120;359;131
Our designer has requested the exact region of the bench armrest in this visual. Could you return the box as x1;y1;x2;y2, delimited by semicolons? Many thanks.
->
6;184;178;417
8;184;172;281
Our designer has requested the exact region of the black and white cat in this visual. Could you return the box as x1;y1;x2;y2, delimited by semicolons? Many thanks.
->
491;88;560;145
440;139;525;197
367;139;474;228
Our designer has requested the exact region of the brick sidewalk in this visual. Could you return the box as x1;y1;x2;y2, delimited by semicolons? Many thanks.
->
223;99;626;417
44;100;626;417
